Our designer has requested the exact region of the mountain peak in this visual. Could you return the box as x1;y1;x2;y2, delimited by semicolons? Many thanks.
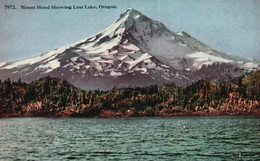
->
115;8;145;25
107;8;167;37
0;8;258;90
123;8;135;13
122;8;142;16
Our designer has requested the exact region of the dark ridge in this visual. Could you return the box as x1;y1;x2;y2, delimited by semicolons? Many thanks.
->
0;70;259;117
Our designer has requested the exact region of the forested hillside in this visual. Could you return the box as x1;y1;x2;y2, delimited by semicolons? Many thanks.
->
0;70;259;117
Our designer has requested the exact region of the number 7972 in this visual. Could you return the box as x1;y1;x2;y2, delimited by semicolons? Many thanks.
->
4;5;16;9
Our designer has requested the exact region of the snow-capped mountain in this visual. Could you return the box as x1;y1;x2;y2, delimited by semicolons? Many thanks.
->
0;8;259;90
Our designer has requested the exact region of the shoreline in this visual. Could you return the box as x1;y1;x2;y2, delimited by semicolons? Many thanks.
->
1;108;259;118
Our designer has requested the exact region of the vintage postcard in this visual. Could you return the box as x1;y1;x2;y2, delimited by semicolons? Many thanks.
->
0;0;259;160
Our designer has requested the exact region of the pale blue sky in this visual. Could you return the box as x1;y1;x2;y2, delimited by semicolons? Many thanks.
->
0;0;259;62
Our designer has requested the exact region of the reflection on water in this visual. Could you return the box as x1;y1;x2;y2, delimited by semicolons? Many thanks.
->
0;116;259;160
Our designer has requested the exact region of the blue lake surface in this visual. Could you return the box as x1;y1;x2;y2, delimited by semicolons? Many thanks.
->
0;116;259;160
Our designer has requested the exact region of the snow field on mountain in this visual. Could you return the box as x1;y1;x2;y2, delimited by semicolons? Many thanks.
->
0;62;6;67
2;46;67;69
37;59;61;73
188;52;233;69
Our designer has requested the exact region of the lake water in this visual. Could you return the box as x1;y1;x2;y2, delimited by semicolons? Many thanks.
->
0;116;259;160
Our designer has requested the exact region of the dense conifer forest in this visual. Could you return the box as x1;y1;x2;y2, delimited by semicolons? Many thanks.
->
0;70;259;117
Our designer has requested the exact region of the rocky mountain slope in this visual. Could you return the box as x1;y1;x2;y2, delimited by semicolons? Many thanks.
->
0;8;259;90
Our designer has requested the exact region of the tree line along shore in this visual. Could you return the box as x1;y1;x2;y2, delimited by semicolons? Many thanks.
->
0;70;259;118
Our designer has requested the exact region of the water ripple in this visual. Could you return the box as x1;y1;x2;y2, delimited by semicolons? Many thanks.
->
0;116;259;160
